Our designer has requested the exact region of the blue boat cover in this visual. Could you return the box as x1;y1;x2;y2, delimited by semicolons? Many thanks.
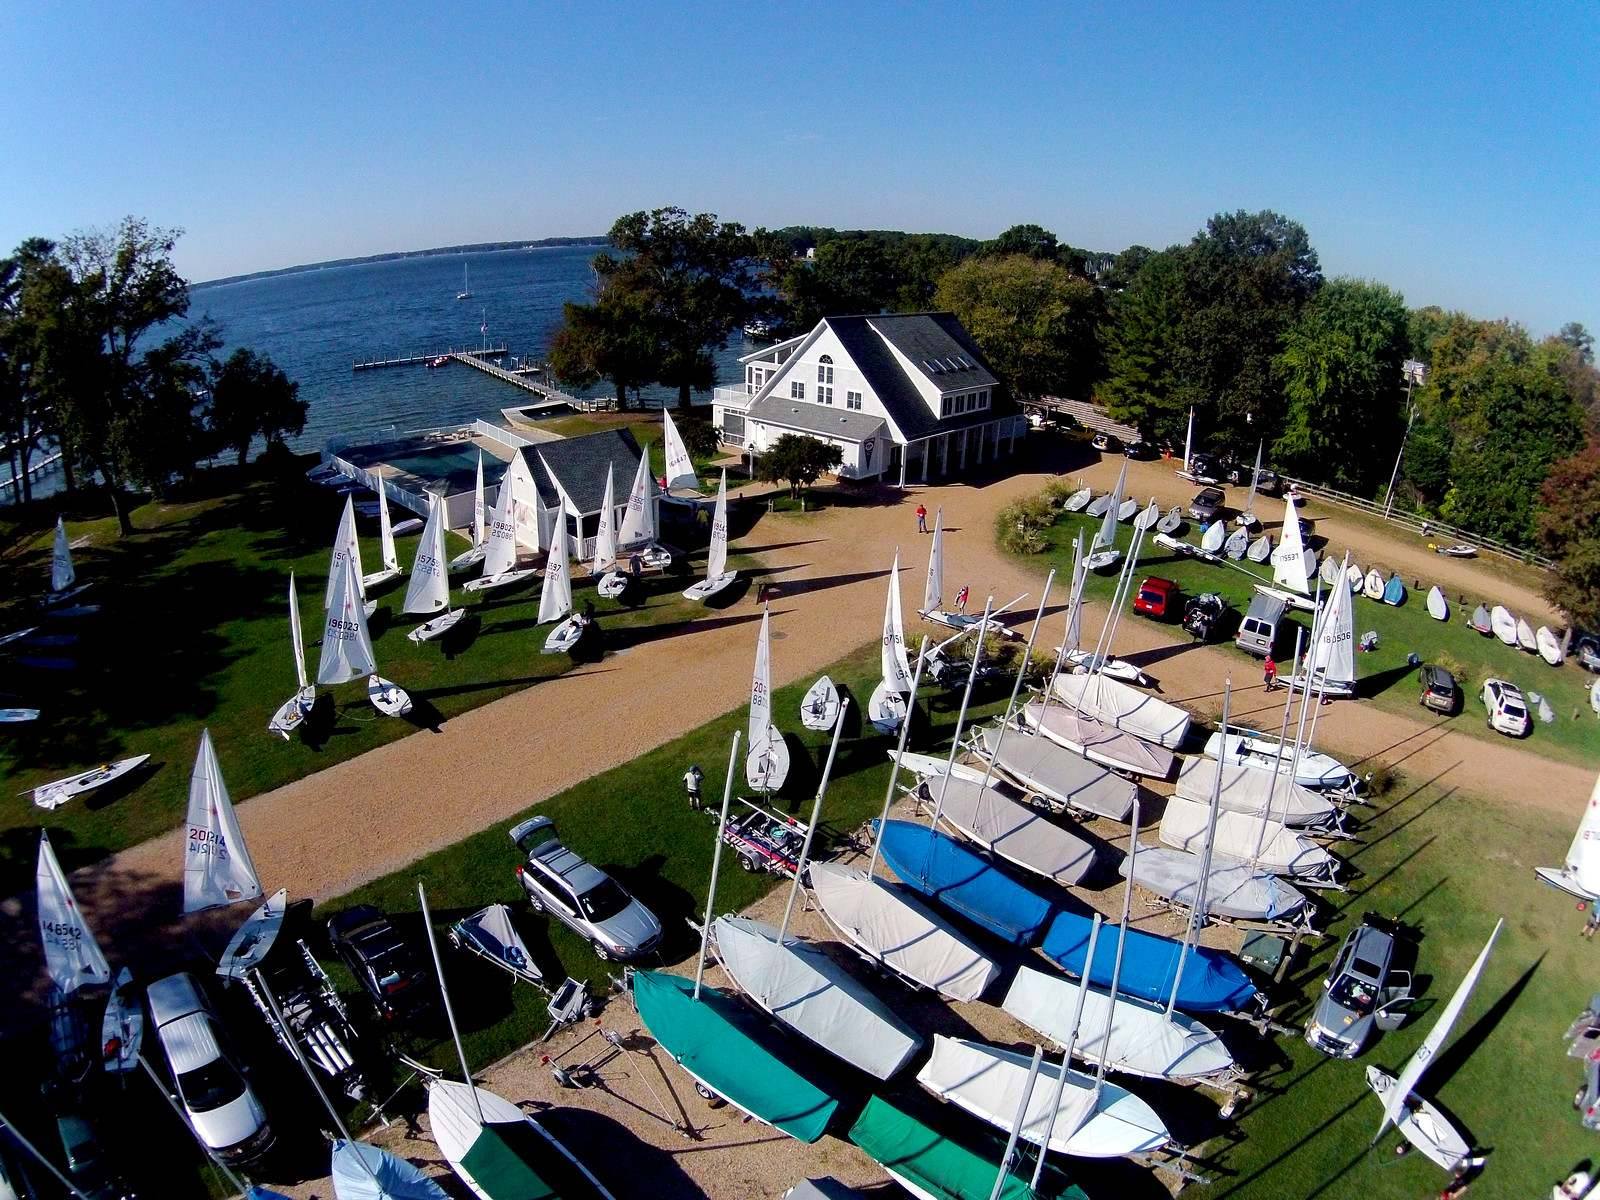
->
874;821;1053;946
332;1140;450;1199
1039;909;1259;1013
1383;574;1405;605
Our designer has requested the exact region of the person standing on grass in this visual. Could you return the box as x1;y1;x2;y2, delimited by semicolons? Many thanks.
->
684;764;704;811
1263;656;1278;692
1583;905;1600;940
916;503;928;534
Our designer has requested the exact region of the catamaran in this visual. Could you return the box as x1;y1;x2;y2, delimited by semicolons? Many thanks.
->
593;466;629;597
38;830;112;1083
919;508;1007;635
362;486;402;591
463;457;537;593
745;606;789;791
448;451;489;573
321;550;411;717
405;494;465;642
538;506;585;654
868;552;915;733
268;572;317;738
1366;918;1503;1173
1536;771;1600;900
683;470;736;601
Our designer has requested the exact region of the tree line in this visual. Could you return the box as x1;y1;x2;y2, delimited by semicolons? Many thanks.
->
1;218;306;533
550;206;1599;624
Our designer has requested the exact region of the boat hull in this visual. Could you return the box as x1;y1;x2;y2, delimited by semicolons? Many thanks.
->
800;677;841;730
683;571;737;601
367;675;413;717
1365;1067;1472;1172
461;567;537;593
408;608;466;643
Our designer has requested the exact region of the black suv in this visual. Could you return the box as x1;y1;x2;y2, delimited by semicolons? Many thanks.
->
327;906;435;1025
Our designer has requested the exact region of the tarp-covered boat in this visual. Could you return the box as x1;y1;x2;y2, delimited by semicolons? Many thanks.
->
875;820;1053;946
1038;909;1260;1013
919;773;1095;885
973;725;1137;820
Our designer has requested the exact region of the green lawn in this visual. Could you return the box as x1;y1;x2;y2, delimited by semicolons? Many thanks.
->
0;460;731;897
1021;508;1600;763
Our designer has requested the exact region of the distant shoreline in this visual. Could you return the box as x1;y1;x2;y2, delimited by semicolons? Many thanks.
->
193;236;607;290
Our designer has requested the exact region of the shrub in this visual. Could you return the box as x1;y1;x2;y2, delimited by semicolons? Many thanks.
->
1431;650;1472;693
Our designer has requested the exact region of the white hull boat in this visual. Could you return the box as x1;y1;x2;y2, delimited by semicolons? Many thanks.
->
1174;757;1338;828
683;571;736;601
1019;700;1174;779
746;726;791;793
1363;569;1384;600
1058;649;1150;687
429;1078;615;1200
392;517;423;536
685;469;735;601
1319;556;1343;588
1052;672;1191;749
1246;534;1271;562
1491;605;1517;645
1086;549;1121;572
30;754;150;810
1062;487;1092;512
542;614;587;654
1156;507;1182;534
893;751;992;786
974;725;1136;821
1158;797;1339;881
1223;528;1248;559
800;676;841;730
448;544;486;574
868;680;908;734
408;608;467;643
100;966;143;1074
1116;498;1139;522
268;684;317;739
1200;522;1226;555
920;772;1095;885
217;888;289;980
1085;493;1112;517
367;675;413;717
1365;1068;1472;1172
597;571;629;598
361;567;401;591
461;567;537;593
1133;500;1160;530
0;707;40;723
920;608;1010;637
1538;626;1563;665
1204;730;1356;790
1517;618;1538;652
1426;586;1448;620
639;544;673;570
1120;847;1310;924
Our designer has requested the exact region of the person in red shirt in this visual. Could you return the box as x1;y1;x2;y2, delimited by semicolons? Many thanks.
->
954;584;970;613
1263;656;1279;692
916;503;928;534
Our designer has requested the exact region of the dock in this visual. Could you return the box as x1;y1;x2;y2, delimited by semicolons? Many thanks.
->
352;345;618;417
353;345;509;370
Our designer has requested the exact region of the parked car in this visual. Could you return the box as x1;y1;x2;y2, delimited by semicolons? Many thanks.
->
1187;452;1228;484
1304;914;1412;1058
54;1112;133;1200
146;973;274;1166
1234;590;1286;658
327;905;435;1026
1090;432;1123;454
1575;634;1600;674
1182;593;1230;642
1122;439;1156;460
1226;463;1283;496
1133;577;1180;621
510;817;662;961
1481;678;1531;737
1418;665;1461;715
1187;487;1226;522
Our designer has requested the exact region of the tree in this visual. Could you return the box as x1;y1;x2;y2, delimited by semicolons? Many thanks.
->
984;224;1060;261
205;348;306;466
1538;443;1600;628
934;255;1103;401
754;433;842;499
1272;279;1410;490
773;237;898;330
546;284;659;411
1099;248;1188;441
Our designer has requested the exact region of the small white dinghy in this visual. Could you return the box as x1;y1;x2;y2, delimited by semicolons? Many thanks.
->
367;675;413;717
919;510;1011;636
462;460;537;593
1346;562;1364;591
1319;556;1342;588
1538;626;1564;665
1491;605;1517;645
1116;497;1138;522
591;465;631;599
683;470;737;601
30;755;150;811
800;676;841;731
461;566;536;593
745;607;791;793
1469;604;1492;634
869;553;915;734
392;517;423;536
1133;499;1160;530
1058;649;1150;687
1517;617;1538;652
1084;492;1113;517
868;680;909;735
1223;527;1249;560
597;571;629;598
1062;486;1093;512
406;493;467;643
1246;533;1271;562
1200;521;1227;555
1156;506;1183;534
1085;548;1121;572
539;507;586;654
100;966;143;1074
543;615;586;654
269;572;317;738
411;608;467;643
217;888;289;980
1426;586;1448;621
1363;568;1385;599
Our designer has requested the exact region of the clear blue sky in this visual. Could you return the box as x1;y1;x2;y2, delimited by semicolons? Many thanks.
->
2;1;1594;334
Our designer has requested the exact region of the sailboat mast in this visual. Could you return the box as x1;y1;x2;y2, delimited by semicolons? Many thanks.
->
777;706;849;944
977;572;1055;796
1099;791;1141;1084
1031;913;1102;1189
988;1045;1044;1200
928;596;996;829
1040;533;1084;709
1259;626;1305;860
417;881;485;1127
0;1104;95;1199
695;732;742;1000
1284;581;1326;791
1168;684;1230;1017
869;639;930;879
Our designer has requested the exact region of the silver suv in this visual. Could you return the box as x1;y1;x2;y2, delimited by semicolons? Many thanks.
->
1304;916;1412;1058
510;817;662;961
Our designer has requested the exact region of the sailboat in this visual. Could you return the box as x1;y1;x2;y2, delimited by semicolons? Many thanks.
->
683;470;736;600
1174;757;1339;828
1052;534;1150;689
29;754;151;810
183;730;264;917
1085;460;1126;572
1235;442;1264;527
745;606;789;791
616;451;664;566
325;497;378;618
1268;493;1316;598
539;506;584;654
1289;553;1356;697
1536;771;1600;899
448;451;489;573
45;515;90;605
868;552;915;733
321;550;411;717
919;508;1005;634
101;965;143;1075
800;676;842;731
593;467;629;597
1179;407;1195;479
1203;727;1356;790
661;408;699;492
455;262;472;301
38;831;111;1083
362;487;402;591
1366;919;1503;1172
462;460;536;593
268;572;318;738
405;494;465;642
417;883;616;1198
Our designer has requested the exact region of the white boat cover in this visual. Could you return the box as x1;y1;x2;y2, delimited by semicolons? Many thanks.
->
1003;964;1234;1082
1200;521;1226;554
1538;625;1563;664
1270;494;1314;594
51;516;75;592
1517;618;1537;651
881;551;913;694
1117;497;1139;522
712;915;921;1081
592;466;618;573
1120;847;1308;923
537;506;573;624
1157;797;1336;878
318;552;378;686
617;452;657;549
1051;673;1191;749
917;1036;1167;1158
37;832;110;994
1021;700;1174;779
331;1139;449;1200
1426;586;1448;620
1174;758;1336;826
183;729;264;913
661;408;698;489
403;495;450;615
974;726;1135;821
1203;731;1353;789
808;862;998;1002
1223;528;1248;559
925;774;1095;885
1491;605;1516;645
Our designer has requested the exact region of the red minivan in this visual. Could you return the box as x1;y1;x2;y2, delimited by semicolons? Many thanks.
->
1133;576;1179;620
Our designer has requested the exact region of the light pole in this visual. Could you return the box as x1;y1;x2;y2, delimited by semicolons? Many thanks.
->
1383;358;1430;518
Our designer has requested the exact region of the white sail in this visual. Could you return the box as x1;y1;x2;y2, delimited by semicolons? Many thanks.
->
1376;918;1504;1142
592;466;618;573
1095;460;1127;551
706;470;729;581
1306;555;1355;690
537;505;573;624
404;494;450;614
505;451;542;553
317;551;377;686
1244;442;1262;517
376;486;398;572
182;729;263;914
1063;535;1086;653
662;408;697;489
882;552;913;693
924;508;945;611
1270;493;1313;594
750;605;773;748
288;572;308;690
472;451;486;547
480;462;519;578
1551;774;1600;898
51;516;75;592
37;832;110;993
325;497;362;608
1182;407;1194;475
618;452;656;548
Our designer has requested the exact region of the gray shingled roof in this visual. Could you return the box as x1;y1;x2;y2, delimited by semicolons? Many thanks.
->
517;427;643;515
744;398;888;442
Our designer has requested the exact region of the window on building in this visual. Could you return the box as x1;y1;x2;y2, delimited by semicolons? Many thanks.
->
846;390;862;410
941;397;952;418
819;386;833;405
791;381;805;399
977;389;988;410
817;355;834;385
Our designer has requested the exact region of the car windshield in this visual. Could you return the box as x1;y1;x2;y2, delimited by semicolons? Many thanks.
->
1139;590;1164;605
176;1059;246;1113
578;878;632;922
1328;973;1378;1014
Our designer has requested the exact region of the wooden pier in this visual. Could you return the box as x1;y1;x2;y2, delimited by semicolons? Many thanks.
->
352;345;617;415
353;345;508;370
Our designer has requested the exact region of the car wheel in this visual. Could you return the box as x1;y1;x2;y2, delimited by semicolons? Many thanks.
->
525;892;544;913
1577;1085;1586;1111
591;940;612;962
738;853;759;873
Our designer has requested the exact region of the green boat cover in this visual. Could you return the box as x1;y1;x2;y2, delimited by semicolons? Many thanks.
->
847;1096;1089;1200
458;1119;607;1200
632;969;841;1143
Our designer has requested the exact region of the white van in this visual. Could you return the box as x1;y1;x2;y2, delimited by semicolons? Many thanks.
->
1235;591;1286;658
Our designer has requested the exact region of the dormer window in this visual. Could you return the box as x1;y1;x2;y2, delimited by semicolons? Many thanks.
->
817;355;834;385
